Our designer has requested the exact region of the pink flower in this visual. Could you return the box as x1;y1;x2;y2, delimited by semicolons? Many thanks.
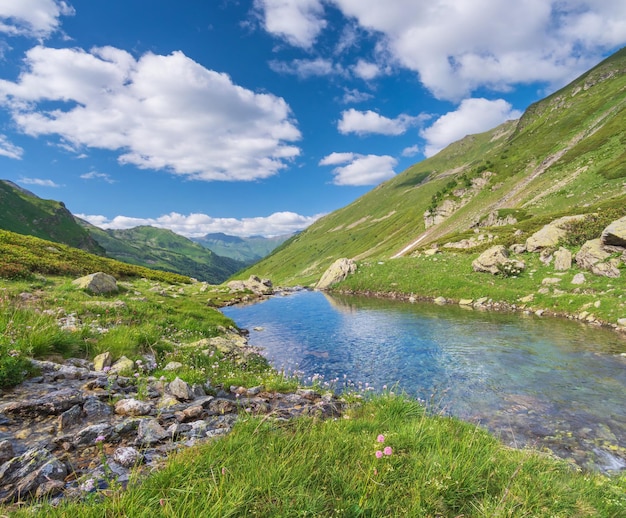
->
94;435;105;444
377;434;385;443
383;446;392;456
375;450;383;458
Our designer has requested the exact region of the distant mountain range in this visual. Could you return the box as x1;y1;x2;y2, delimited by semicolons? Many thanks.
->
192;232;292;263
0;180;285;283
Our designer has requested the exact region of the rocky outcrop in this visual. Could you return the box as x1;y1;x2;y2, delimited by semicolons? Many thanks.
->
472;245;525;276
575;238;621;278
316;258;357;290
226;275;273;296
525;215;588;252
72;272;118;294
602;216;626;247
0;356;344;505
553;247;572;271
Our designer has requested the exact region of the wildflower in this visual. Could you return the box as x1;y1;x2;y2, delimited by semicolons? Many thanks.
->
221;467;226;475
375;450;383;458
377;434;385;443
103;366;111;373
134;372;140;378
80;478;95;492
383;446;392;456
95;435;106;444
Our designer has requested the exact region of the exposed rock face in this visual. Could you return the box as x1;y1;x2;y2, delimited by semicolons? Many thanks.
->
525;215;588;252
575;239;621;278
476;211;518;228
472;245;526;275
602;216;626;247
0;354;345;506
72;272;118;294
424;199;459;229
226;275;273;295
316;258;357;290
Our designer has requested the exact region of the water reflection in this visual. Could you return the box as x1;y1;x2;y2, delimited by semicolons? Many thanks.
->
222;290;626;472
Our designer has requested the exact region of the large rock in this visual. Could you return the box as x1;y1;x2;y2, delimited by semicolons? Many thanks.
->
602;216;626;248
316;258;357;290
553;247;572;271
575;238;621;278
472;245;525;276
72;272;118;294
226;275;273;295
526;215;588;252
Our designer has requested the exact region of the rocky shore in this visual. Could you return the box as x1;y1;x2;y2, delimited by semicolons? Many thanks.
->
0;334;344;507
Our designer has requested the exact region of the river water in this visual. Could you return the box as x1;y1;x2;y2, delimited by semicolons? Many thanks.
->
222;290;626;472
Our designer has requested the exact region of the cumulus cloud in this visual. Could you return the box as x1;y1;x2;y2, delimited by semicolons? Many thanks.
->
0;46;301;182
19;177;60;187
262;1;626;100
254;0;326;49
352;59;381;80
0;135;23;159
341;88;373;104
420;98;522;157
338;108;423;136
401;144;420;157
77;211;324;238
319;152;397;186
0;0;74;39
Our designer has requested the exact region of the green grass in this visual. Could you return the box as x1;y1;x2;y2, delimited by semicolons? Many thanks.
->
11;394;626;517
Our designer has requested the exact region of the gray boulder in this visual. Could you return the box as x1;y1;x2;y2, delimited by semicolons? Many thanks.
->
72;272;118;294
472;245;525;275
575;239;621;278
553;247;572;271
602;216;626;248
226;275;273;295
316;258;357;290
526;215;588;252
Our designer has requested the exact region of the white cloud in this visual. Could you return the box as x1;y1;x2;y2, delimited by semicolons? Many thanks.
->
19;177;60;187
0;0;74;39
0;134;23;159
341;88;373;104
420;98;522;157
77;211;324;238
254;0;326;49
319;151;356;166
261;1;626;100
269;57;342;78
338;108;422;136
401;144;420;157
352;59;381;80
80;171;115;183
0;46;301;182
320;152;397;186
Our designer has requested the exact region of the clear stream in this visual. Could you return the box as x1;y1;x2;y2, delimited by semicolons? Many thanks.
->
222;290;626;473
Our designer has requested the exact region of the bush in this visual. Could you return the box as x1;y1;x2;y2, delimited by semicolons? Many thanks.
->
0;347;34;388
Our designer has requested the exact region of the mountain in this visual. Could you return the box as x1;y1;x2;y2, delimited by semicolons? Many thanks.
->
76;222;246;283
235;47;626;286
0;180;105;255
192;232;292;263
0;181;244;283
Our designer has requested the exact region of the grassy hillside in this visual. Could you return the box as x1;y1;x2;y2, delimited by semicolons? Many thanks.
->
237;47;626;286
0;180;105;255
77;222;246;284
0;228;189;284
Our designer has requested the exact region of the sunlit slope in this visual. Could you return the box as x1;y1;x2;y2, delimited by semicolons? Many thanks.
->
239;48;626;286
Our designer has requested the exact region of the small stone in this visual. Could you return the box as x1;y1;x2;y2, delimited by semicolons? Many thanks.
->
58;404;84;431
0;440;14;464
83;397;113;419
542;277;562;285
519;294;534;303
115;398;154;416
168;377;193;401
163;361;184;371
113;447;144;468
137;419;168;445
35;479;65;499
433;297;447;305
617;318;626;327
571;273;586;285
459;299;473;305
93;352;113;372
109;356;135;375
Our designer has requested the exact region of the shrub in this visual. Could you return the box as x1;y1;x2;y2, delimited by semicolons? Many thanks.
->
0;346;34;388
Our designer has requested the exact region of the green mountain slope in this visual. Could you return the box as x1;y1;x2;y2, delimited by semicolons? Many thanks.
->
192;232;292;263
78;222;246;283
0;180;105;255
237;47;626;286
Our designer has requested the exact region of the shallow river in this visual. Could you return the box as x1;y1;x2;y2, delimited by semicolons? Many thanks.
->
222;290;626;472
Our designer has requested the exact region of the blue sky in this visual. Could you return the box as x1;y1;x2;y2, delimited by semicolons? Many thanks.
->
0;1;625;237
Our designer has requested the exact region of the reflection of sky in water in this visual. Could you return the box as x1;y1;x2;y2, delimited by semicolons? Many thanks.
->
222;290;626;471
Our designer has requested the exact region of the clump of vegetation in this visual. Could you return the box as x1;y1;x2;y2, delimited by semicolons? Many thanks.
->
561;207;626;247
